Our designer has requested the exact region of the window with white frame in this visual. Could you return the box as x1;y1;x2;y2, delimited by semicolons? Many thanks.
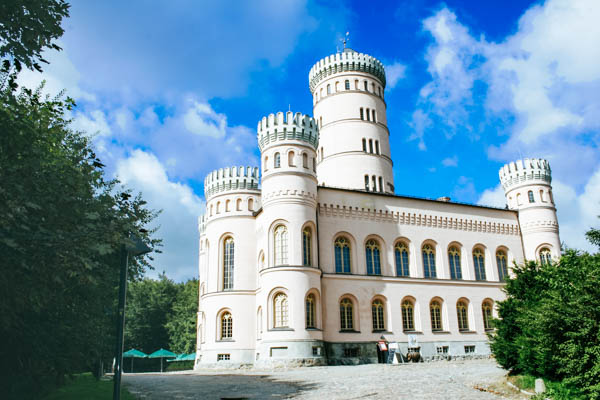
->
274;225;288;265
274;293;289;328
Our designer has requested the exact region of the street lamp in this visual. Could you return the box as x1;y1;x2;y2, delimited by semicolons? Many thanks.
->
113;235;152;400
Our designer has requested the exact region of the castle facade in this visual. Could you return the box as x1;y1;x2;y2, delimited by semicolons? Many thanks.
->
195;48;561;367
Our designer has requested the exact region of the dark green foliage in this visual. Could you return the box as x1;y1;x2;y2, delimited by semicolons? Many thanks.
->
0;80;159;399
490;243;600;399
125;276;198;356
165;360;195;372
166;278;199;354
0;0;70;73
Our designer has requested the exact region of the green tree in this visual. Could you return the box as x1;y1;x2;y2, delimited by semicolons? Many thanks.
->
489;231;600;399
166;279;199;354
0;0;70;73
0;80;159;399
124;274;178;354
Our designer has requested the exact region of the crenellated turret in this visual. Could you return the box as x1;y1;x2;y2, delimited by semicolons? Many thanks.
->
309;48;394;194
203;165;261;221
499;158;560;262
257;111;318;152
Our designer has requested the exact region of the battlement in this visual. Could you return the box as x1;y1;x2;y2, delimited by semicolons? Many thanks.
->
257;111;319;152
204;165;260;199
499;158;552;190
308;49;386;93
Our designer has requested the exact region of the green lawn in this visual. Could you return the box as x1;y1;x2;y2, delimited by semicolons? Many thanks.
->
42;373;136;400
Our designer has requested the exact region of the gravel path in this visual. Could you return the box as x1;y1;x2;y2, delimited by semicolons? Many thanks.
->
123;359;515;399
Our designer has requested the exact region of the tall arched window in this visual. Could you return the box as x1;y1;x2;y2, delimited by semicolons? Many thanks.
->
473;248;486;281
365;239;381;275
364;80;368;91
306;294;315;328
236;198;242;211
274;225;288;265
422;244;437;278
496;250;508;281
378;177;383;193
360;108;364;120
302;153;308;168
394;242;409;277
288;151;295;167
430;300;442;331
327;84;331;94
345;80;350;90
375;140;380;154
364;175;369;191
362;138;367;152
302;228;312;266
274;293;288;328
448;246;462;279
528;190;535;203
482;301;493;331
372;299;385;331
221;312;232;339
223;237;234;290
401;300;415;331
334;237;351;273
274;152;281;168
539;247;552;265
340;298;354;330
248;198;254;211
457;301;469;331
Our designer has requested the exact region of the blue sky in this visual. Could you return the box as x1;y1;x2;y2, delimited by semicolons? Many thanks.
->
19;0;600;281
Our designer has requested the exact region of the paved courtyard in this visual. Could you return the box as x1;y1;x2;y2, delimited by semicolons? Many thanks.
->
123;359;526;399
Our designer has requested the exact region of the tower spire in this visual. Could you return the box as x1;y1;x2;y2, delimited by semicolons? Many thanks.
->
340;32;349;50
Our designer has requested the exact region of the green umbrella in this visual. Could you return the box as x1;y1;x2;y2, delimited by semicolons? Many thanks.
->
166;354;186;363
183;353;196;361
148;348;176;372
122;349;147;373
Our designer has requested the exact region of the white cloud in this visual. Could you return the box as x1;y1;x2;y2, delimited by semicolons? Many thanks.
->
385;62;407;90
72;110;111;137
441;156;458;167
477;184;506;208
183;100;227;138
116;150;205;281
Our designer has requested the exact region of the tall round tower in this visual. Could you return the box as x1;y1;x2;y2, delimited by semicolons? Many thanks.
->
255;111;325;366
499;158;561;262
196;166;261;367
309;48;394;193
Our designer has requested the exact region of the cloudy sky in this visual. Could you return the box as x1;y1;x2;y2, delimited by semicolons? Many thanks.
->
19;0;600;281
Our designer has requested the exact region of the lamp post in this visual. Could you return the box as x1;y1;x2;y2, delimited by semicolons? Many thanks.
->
113;235;151;400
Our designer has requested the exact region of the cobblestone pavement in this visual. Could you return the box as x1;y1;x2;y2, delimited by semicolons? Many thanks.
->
123;359;517;399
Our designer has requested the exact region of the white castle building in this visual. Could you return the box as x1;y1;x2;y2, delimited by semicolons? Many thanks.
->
195;47;561;367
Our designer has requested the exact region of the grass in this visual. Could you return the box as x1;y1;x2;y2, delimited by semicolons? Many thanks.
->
42;373;136;400
509;374;585;400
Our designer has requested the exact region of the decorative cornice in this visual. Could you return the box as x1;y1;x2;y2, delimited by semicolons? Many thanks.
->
257;111;318;152
309;50;386;92
318;203;520;236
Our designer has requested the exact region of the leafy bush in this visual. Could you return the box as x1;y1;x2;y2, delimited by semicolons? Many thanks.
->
490;245;600;399
166;361;195;372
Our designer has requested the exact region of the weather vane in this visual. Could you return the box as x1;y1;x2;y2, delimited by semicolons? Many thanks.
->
342;31;350;49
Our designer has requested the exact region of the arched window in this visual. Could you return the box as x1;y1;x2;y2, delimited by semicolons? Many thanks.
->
516;193;522;205
302;228;312;266
473;248;486;281
366;108;370;121
365;239;381;275
364;175;370;191
372;109;376;123
327;84;331;94
274;152;281;168
375;140;379;154
221;312;232;339
334;237;351;273
223;237;234;290
312;158;316;172
216;201;221;214
360;108;364;120
288;151;295;167
496;250;508;281
335;81;339;92
248;198;254;211
394;242;409;277
457;301;469;331
306;294;315;328
236;198;242;211
369;139;373;153
482;301;493;331
302;153;308;168
345;80;350;90
378;177;383;193
372;299;385;331
340;298;354;331
274;225;288;265
448;246;462;280
539;247;552;265
225;199;231;212
528;190;535;203
274;293;288;328
422;244;437;278
372;175;376;191
430;300;442;331
364;80;368;91
264;156;269;172
362;138;367;152
401;300;415;331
